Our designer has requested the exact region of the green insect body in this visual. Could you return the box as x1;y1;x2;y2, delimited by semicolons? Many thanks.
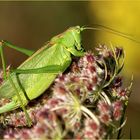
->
0;26;85;116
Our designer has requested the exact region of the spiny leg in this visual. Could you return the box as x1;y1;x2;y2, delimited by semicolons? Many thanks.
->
12;59;71;74
8;74;32;127
13;65;64;74
15;73;30;102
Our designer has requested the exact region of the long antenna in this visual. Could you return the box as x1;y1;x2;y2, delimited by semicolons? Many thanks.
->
81;24;140;44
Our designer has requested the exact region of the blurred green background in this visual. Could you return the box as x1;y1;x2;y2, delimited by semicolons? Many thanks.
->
0;1;140;138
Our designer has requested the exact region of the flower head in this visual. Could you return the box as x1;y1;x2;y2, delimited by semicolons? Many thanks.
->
0;45;131;140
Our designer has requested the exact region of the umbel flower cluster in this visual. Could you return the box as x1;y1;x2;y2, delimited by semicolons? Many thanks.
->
0;45;132;139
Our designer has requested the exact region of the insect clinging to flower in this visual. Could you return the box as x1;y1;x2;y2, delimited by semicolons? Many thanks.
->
0;25;138;126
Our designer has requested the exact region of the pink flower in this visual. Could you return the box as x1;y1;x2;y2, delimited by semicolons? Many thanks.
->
0;46;130;139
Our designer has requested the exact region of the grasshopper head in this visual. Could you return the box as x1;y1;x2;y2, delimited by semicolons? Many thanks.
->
61;26;85;57
51;26;85;57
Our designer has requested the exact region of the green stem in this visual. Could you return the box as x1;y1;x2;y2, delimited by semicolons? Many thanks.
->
117;104;127;139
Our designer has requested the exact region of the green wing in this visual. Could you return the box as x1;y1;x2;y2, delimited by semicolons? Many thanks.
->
0;42;71;100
